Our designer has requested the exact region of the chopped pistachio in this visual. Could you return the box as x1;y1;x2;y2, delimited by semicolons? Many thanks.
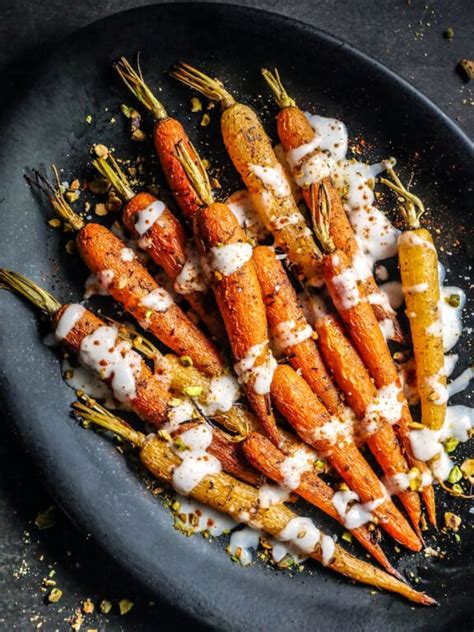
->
408;467;422;491
200;113;211;127
207;101;215;110
313;459;325;471
443;27;454;40
99;599;112;614
444;436;460;453
179;355;193;367
452;483;463;495
173;437;188;452
121;104;133;118
201;158;210;169
82;599;94;614
458;59;474;81
210;177;221;189
48;587;63;603
48;218;61;228
342;531;352;543
94;144;109;158
35;506;56;530
94;203;107;216
70;179;80;191
190;97;202;112
106;196;122;213
171;499;181;512
157;429;172;442
131;129;146;142
446;293;461;308
454;533;461;542
444;511;461;531
65;190;80;203
144;308;153;319
118;599;134;615
447;465;462;484
183;385;203;397
338;482;350;491
85;115;92;124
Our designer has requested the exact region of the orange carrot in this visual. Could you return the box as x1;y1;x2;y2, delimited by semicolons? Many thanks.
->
305;299;422;532
243;432;402;577
261;68;403;342
175;142;281;446
252;245;343;416
114;57;204;220
171;63;323;287
92;154;224;341
310;182;436;525
271;365;422;551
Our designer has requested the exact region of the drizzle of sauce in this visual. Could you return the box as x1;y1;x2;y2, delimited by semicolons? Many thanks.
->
209;242;253;277
134;200;166;236
171;425;222;495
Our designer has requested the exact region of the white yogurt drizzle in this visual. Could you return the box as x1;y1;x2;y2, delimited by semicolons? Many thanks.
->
164;399;196;433
77;325;142;402
273;319;313;349
332;490;384;529
174;244;208;294
226;190;268;241
54;304;86;340
228;527;262;566
201;374;241;416
258;484;291;508
209;242;253;277
174;496;236;537
234;341;277;395
134;200;166;236
141;287;173;313
313;410;355;448
409;406;474;480
329;254;362;310
83;270;115;299
383;469;433;495
363;382;403;433
249;163;292;198
171;425;222;495
120;247;135;262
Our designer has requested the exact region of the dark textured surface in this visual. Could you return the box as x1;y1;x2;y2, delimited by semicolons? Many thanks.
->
0;2;472;631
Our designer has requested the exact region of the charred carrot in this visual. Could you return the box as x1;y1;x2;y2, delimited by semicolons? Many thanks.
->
171;63;323;286
243;432;401;577
76;397;435;605
0;270;170;425
261;68;403;341
303;297;422;532
381;168;446;430
310;182;436;524
114;57;204;220
252;245;343;416
28;169;223;376
92;152;224;341
271;365;422;551
175;142;281;447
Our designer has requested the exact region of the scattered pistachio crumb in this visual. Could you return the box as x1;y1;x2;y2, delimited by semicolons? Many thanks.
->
179;355;193;367
35;506;56;530
443;27;454;40
99;599;112;614
173;437;188;452
447;465;462;484
458;59;474;81
65;240;76;255
183;385;202;397
444;511;461;531
201;158;210;169
48;218;61;228
169;398;182;407
342;531;352;543
85;115;92;124
118;599;134;615
82;598;94;614
444;436;459;453
460;458;474;484
200;113;211;127
94;203;107;216
190;97;202;112
47;587;63;603
131;129;146;142
121;104;132;118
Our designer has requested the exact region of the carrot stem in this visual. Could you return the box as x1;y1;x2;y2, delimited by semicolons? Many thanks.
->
0;269;61;316
114;56;168;121
260;68;295;109
171;62;235;109
174;140;213;206
92;153;135;201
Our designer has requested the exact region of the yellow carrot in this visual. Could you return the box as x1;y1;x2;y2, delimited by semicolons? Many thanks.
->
381;168;446;430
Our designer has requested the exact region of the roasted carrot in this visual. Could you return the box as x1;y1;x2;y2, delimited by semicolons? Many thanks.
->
75;397;435;605
114;57;204;220
310;182;436;524
28;169;224;376
252;245;343;416
381;167;446;430
92;153;224;341
303;297;422;532
271;365;422;551
175;142;281;446
243;432;401;577
171;63;323;286
261;68;403;342
0;270;170;425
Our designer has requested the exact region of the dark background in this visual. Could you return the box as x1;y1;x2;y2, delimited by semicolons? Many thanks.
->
0;1;472;631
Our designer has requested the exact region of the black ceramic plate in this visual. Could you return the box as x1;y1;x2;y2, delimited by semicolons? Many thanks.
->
0;3;473;630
